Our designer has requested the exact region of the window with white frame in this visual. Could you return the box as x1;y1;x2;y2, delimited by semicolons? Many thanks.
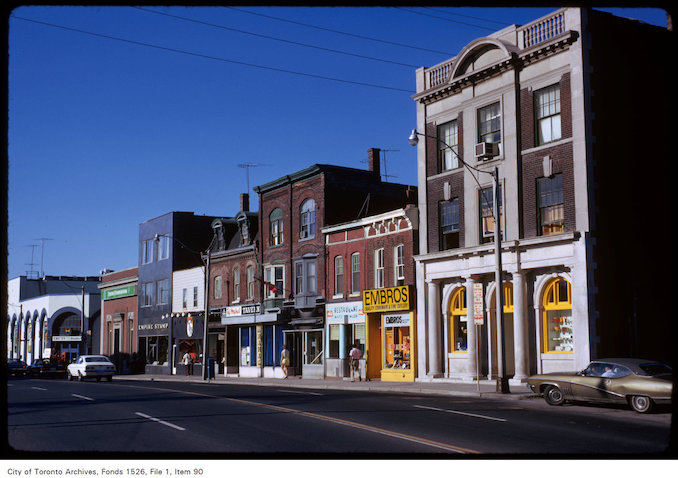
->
270;208;284;246
394;245;405;286
142;239;154;264
182;288;188;309
157;279;170;305
264;265;284;298
214;276;222;299
158;235;170;260
193;286;198;308
141;282;153;307
351;253;360;294
334;256;344;296
537;174;564;235
300;199;316;239
233;267;240;302
374;248;385;289
535;84;561;145
478;102;501;145
246;265;255;300
479;185;503;244
294;258;317;296
438;120;459;172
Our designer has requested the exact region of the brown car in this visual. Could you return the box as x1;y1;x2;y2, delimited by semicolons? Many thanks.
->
527;358;673;413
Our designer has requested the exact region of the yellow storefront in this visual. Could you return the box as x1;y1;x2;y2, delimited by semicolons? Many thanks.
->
363;285;416;382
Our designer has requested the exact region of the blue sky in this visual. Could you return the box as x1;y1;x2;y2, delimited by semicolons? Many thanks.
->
7;6;669;279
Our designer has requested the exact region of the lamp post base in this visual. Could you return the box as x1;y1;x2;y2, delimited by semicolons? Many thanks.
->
496;377;511;393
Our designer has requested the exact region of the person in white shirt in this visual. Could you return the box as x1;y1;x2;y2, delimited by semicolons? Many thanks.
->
349;345;362;382
280;344;291;379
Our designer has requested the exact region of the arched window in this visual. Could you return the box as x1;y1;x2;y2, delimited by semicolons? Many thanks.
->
542;278;572;353
270;208;284;246
300;199;315;239
450;288;468;352
214;276;222;299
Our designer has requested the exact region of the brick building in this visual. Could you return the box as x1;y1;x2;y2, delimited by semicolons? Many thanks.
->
411;8;675;383
323;206;419;381
99;267;138;374
253;150;417;378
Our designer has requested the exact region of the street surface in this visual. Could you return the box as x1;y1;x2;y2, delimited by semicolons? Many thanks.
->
6;376;673;456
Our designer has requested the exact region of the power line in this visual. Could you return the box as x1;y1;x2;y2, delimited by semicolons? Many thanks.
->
12;16;414;94
424;7;511;27
395;7;496;32
226;6;457;56
134;7;421;69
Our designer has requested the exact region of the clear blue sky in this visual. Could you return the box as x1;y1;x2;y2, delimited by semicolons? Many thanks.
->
7;6;669;279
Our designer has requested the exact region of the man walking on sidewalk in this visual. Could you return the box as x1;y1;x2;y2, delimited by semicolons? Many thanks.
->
349;344;362;382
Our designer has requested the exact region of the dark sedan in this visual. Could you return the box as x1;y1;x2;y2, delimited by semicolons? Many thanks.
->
27;358;67;378
527;358;673;413
7;359;28;376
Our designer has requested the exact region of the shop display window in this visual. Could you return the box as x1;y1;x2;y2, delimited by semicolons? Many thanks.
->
542;278;573;353
351;323;366;355
178;339;202;364
240;326;255;366
450;287;468;352
328;324;340;358
305;330;323;365
384;326;410;369
140;336;168;365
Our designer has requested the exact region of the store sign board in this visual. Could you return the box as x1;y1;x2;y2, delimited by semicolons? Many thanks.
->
384;312;410;327
224;304;261;317
326;301;364;324
52;336;82;342
362;285;411;313
473;283;484;325
102;285;136;301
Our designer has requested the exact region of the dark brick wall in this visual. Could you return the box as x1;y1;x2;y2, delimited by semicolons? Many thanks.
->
520;73;571;151
426;172;465;251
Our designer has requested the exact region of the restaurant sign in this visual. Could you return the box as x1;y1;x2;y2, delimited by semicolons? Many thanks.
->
362;285;412;313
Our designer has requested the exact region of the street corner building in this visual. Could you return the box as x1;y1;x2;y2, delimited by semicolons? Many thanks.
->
411;8;675;382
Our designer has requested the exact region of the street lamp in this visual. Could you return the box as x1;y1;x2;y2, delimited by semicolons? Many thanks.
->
409;129;510;393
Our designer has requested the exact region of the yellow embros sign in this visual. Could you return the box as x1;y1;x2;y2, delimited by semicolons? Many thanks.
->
362;285;412;313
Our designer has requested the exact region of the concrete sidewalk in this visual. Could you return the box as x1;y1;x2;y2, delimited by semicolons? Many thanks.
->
115;373;538;400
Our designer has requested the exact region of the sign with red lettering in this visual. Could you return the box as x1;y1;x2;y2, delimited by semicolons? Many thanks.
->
473;283;484;325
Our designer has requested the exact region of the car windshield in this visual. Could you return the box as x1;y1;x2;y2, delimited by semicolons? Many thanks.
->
638;363;672;376
85;356;111;363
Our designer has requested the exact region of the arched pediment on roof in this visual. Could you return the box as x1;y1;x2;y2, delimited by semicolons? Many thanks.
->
451;38;518;80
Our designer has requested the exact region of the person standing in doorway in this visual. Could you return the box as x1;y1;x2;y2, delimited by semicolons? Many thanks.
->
349;344;362;382
280;344;290;379
182;351;192;376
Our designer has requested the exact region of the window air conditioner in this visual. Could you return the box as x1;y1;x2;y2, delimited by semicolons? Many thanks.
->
475;142;500;159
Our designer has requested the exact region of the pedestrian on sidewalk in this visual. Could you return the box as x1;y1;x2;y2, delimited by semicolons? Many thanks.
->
349;344;362;381
280;344;290;379
182;351;192;376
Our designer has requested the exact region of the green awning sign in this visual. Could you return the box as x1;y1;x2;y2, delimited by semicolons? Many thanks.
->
103;285;136;300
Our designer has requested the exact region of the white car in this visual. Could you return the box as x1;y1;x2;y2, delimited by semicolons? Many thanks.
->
67;355;116;382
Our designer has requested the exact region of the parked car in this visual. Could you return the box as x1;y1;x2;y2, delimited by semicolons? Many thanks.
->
527;358;673;413
7;359;28;376
28;358;67;378
67;355;116;382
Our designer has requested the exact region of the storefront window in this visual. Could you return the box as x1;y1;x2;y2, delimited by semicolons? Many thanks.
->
177;339;202;365
328;324;340;358
384;313;410;369
350;323;365;355
542;278;573;353
141;336;168;365
240;326;255;366
305;330;323;365
450;287;468;352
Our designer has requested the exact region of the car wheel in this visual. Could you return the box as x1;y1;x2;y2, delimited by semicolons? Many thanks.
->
78;372;84;382
68;371;74;381
543;385;565;406
629;395;653;413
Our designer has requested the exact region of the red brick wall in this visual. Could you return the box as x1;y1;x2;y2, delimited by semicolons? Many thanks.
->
101;295;138;355
209;252;258;307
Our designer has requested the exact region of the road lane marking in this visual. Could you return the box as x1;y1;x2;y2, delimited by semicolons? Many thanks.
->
31;386;48;391
118;383;478;453
276;389;324;396
72;394;95;401
414;404;507;422
135;412;186;431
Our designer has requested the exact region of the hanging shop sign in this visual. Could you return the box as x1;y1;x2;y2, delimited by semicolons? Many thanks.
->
362;285;412;313
102;285;136;301
473;283;484;325
187;315;194;337
326;301;364;324
384;312;410;327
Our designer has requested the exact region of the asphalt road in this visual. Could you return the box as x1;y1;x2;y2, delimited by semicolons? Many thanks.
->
6;376;673;456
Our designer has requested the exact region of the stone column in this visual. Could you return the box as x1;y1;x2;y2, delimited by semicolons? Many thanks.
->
464;277;478;379
512;271;529;381
427;280;442;377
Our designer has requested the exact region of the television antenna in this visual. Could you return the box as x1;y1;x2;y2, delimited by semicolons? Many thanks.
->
361;149;399;181
237;163;260;193
34;237;53;277
25;244;39;278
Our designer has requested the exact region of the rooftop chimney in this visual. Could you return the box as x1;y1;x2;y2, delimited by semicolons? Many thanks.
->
240;193;249;212
368;148;381;180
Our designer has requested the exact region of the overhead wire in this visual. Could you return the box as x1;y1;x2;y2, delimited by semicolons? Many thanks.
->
133;6;421;69
423;7;511;27
12;15;414;94
395;7;497;32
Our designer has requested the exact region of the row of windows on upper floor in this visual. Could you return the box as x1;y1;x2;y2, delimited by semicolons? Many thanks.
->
268;198;315;247
436;83;561;173
438;173;564;250
141;235;170;265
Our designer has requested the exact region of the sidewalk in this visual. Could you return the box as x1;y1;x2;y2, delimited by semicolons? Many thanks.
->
115;372;538;400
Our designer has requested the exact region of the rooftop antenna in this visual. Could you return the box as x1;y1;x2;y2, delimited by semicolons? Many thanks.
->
361;149;399;182
237;163;260;193
25;244;39;279
34;237;53;277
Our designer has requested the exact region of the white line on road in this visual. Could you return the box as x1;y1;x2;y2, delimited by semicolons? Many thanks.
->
72;394;95;401
31;386;48;391
135;412;186;431
414;404;507;422
276;389;324;396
